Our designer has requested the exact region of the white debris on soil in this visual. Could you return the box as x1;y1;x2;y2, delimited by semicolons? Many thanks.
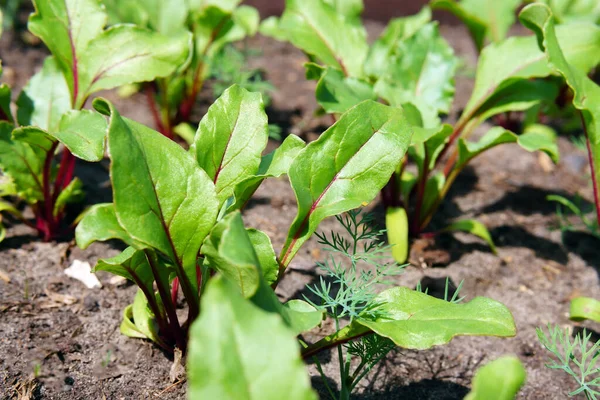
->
64;259;102;289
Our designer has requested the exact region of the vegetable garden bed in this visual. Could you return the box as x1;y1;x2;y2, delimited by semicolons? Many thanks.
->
2;1;600;399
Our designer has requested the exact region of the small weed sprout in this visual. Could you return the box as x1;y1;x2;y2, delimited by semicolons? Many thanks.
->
537;324;600;399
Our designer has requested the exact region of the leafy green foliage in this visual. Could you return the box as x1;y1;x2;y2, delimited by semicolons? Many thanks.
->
520;2;600;228
303;209;516;398
431;0;523;51
465;356;526;400
548;194;600;239
188;276;317;400
101;0;261;139
538;324;600;399
264;0;590;263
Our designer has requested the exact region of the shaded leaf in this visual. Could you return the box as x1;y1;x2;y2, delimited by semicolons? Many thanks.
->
247;228;279;285
16;56;70;132
230;134;305;211
188;276;317;400
202;212;261;298
53;177;83;216
314;67;376;114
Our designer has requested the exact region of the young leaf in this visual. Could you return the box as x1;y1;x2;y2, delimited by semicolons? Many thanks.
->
191;85;268;206
442;219;497;254
247;229;279;285
463;22;600;123
262;0;368;77
53;177;84;216
75;203;141;249
0;122;45;203
364;6;432;78
78;26;191;104
313;67;376;114
386;206;410;263
570;297;600;323
230;134;305;211
53;110;108;162
465;356;526;400
375;22;458;116
94;247;156;294
28;0;106;99
279;101;412;268
16;56;70;132
106;0;189;35
124;289;162;344
456;127;559;171
538;0;600;23
187;276;317;400
95;98;219;306
520;3;600;226
355;287;516;349
202;212;262;298
120;304;150;340
431;0;522;50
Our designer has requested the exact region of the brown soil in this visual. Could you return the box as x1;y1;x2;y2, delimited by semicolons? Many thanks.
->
1;10;599;400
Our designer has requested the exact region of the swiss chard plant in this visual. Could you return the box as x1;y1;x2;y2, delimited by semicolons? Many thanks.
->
0;0;189;241
75;83;517;397
100;0;260;142
260;0;600;263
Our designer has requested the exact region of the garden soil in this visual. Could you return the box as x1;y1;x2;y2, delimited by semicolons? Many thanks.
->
1;15;599;400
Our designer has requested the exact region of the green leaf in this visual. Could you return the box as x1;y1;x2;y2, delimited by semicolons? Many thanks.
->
262;0;368;77
537;0;600;24
520;3;600;225
322;0;363;19
79;27;191;105
0;122;45;203
279;101;412;268
51;110;108;162
0;80;12;123
456;127;559;170
386;206;409;264
53;177;84;216
465;356;526;400
124;289;161;343
187;276;317;400
570;297;600;323
230;134;305;211
431;0;522;50
95;247;155;292
364;7;432;79
202;212;261;298
375;22;458;116
247;229;279;285
420;172;446;219
96;98;219;299
11;126;57;154
120;304;149;339
16;57;70;132
250;278;324;335
475;79;559;122
462;21;600;123
29;0;106;100
191;85;268;206
108;0;189;35
443;219;497;254
355;287;516;349
313;67;376;114
75;203;141;249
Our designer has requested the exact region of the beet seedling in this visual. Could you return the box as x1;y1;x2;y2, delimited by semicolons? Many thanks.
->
101;0;260;141
0;0;189;241
259;0;600;262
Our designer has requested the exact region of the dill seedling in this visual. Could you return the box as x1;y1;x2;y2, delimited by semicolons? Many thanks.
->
305;209;404;399
537;324;600;399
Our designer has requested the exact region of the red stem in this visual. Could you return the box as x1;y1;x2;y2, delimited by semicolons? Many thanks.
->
145;85;172;139
38;142;59;241
580;111;600;226
171;277;179;305
411;157;429;236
